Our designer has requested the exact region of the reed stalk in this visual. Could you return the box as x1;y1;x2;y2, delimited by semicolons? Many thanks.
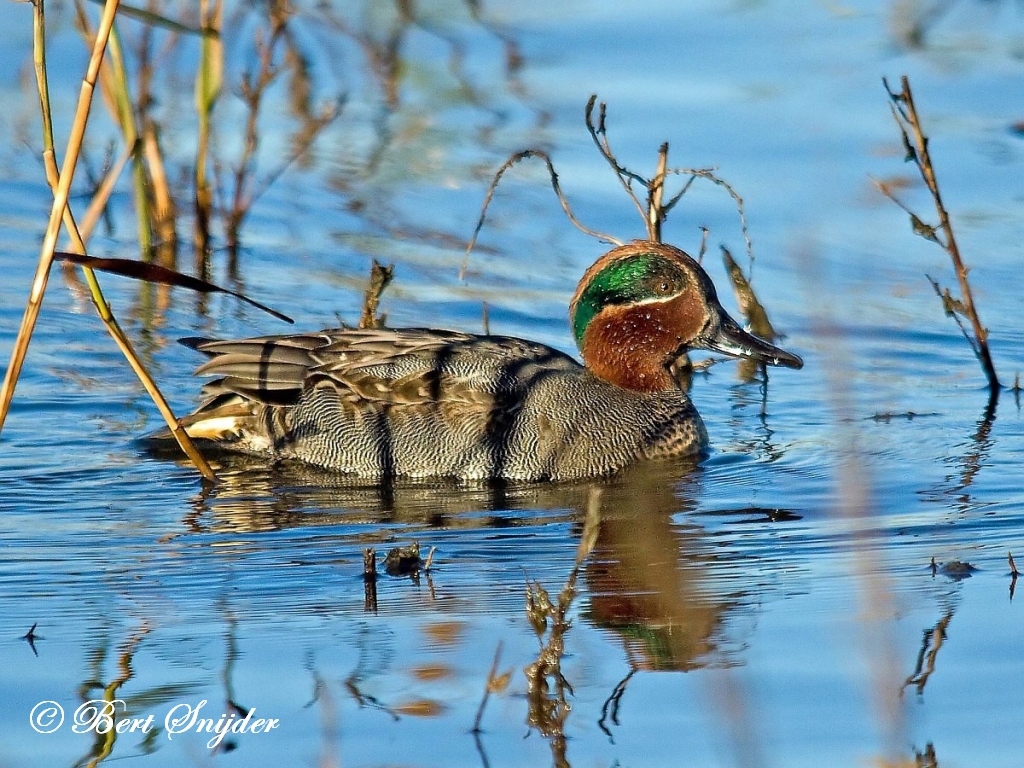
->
194;0;223;273
0;0;121;432
0;0;214;480
74;0;154;259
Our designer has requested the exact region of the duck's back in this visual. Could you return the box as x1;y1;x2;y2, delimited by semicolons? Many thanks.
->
183;327;706;481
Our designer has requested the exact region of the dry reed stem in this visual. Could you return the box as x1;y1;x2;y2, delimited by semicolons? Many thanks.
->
460;149;622;279
796;243;907;760
881;76;999;394
647;142;669;241
0;0;122;433
0;0;215;479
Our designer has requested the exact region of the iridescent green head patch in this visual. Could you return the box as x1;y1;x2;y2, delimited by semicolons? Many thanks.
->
571;254;688;347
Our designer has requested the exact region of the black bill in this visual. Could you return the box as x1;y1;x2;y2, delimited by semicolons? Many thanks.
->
700;313;803;370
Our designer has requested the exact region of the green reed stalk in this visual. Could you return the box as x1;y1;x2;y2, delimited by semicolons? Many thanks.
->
194;0;223;270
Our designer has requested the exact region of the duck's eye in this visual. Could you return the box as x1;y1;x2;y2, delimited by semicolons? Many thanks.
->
651;278;678;296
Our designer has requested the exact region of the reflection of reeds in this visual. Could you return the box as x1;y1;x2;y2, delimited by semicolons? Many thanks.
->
903;608;953;696
877;76;1000;398
523;489;601;768
75;623;152;766
77;5;152;259
218;2;341;269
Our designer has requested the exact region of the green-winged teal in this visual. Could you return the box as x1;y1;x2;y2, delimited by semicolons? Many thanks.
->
175;241;802;481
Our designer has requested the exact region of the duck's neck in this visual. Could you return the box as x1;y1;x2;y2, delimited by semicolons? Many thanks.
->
579;304;684;392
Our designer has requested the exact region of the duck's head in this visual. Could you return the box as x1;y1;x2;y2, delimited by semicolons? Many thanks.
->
569;241;803;392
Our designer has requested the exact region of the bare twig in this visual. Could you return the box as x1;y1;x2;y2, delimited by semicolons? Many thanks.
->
697;226;709;263
460;148;622;279
646;142;668;241
358;260;394;329
665;167;755;271
882;75;999;394
584;94;647;223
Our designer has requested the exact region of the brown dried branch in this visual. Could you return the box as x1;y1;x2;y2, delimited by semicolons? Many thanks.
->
460;149;623;279
882;75;999;394
646;142;668;241
584;94;647;223
665;167;755;268
358;260;394;330
586;96;755;265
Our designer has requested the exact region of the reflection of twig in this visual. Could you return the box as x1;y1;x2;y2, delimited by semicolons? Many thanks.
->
903;609;953;696
880;76;999;396
471;642;508;733
597;666;636;741
921;397;997;516
344;672;398;721
523;489;601;768
75;623;152;767
1010;552;1020;601
223;4;291;261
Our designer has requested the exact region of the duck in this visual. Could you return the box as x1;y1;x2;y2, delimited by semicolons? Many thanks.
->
172;241;802;482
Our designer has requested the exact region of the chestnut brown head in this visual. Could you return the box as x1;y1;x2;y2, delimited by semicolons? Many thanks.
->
569;241;802;392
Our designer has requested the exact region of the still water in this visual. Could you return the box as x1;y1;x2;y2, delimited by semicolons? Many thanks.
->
1;1;1023;766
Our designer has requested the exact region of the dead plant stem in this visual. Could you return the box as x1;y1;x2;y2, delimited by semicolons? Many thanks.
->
0;0;214;479
884;75;999;393
0;0;122;433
